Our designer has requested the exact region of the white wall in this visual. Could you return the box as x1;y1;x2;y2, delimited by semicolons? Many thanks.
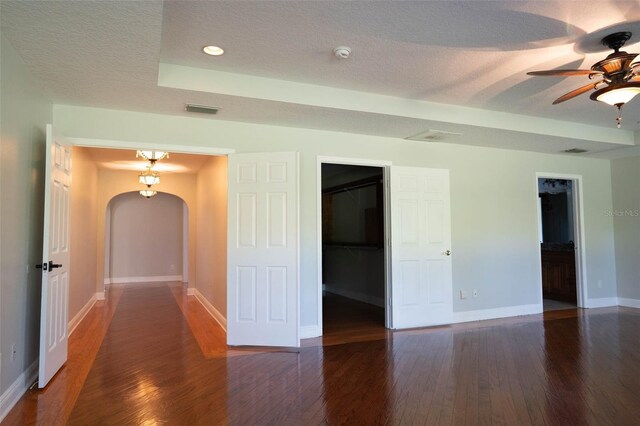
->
195;156;227;317
107;192;183;281
611;156;640;302
0;37;52;396
53;105;619;329
69;147;98;320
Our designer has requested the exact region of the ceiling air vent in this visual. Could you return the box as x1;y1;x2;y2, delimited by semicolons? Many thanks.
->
405;129;462;142
185;103;220;115
563;148;588;154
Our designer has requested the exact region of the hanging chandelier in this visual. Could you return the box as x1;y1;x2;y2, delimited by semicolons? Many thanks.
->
136;150;169;164
140;189;157;198
138;167;160;186
135;149;169;198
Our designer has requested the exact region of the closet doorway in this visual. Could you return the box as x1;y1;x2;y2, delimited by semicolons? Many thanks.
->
320;162;388;339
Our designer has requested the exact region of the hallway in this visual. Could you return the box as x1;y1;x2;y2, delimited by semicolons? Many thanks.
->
3;282;640;424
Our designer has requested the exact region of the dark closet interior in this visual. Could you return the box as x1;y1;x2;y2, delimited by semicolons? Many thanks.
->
321;164;385;332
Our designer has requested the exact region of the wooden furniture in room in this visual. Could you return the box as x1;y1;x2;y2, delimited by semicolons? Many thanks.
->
541;245;577;303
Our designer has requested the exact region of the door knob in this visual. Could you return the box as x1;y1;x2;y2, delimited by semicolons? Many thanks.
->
48;261;62;270
36;261;62;271
444;250;451;256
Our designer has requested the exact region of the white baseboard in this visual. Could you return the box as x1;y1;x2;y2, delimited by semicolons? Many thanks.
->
453;303;543;324
300;325;321;339
192;289;227;331
68;294;97;336
324;285;385;308
585;297;619;308
618;297;640;308
0;361;38;422
186;287;196;296
96;292;105;301
106;275;183;284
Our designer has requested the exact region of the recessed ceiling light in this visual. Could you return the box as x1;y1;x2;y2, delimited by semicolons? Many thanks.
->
203;45;224;56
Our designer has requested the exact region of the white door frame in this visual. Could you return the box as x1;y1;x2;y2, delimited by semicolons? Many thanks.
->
68;137;234;156
316;156;392;336
535;172;588;308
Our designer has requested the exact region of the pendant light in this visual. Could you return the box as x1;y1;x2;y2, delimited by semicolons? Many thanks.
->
136;150;169;165
138;167;160;186
140;189;157;199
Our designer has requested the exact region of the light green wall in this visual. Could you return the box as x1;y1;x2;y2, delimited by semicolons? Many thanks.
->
54;104;618;327
611;156;640;300
1;36;52;393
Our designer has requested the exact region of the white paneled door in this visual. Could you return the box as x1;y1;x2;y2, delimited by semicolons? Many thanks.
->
390;167;452;329
38;124;71;387
227;152;299;347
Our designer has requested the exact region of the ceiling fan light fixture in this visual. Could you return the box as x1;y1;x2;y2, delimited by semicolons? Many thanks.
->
590;83;640;106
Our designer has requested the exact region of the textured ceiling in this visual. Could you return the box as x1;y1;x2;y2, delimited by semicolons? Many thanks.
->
2;1;640;157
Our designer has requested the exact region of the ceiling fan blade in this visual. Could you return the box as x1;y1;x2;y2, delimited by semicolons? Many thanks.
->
528;69;603;77
552;81;603;104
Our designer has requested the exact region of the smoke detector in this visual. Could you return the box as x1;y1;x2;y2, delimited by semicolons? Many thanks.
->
333;46;351;59
405;129;462;142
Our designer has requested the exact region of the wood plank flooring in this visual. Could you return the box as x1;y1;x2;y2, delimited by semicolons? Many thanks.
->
3;282;640;425
2;285;124;425
303;291;391;347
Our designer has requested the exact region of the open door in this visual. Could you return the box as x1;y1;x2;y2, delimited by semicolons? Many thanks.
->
227;152;299;347
390;166;452;329
38;124;71;387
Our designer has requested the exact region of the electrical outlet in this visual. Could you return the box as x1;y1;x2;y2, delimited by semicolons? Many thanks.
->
460;290;467;300
473;289;478;298
598;280;602;289
11;343;17;361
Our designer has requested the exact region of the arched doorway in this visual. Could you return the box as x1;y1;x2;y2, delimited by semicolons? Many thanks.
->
103;191;189;286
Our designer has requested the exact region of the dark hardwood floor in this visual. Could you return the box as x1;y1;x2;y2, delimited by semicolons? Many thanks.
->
3;282;640;425
308;291;390;347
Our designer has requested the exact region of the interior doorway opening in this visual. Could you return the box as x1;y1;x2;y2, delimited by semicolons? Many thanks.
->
537;177;579;311
104;191;187;286
320;163;387;338
68;144;229;328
